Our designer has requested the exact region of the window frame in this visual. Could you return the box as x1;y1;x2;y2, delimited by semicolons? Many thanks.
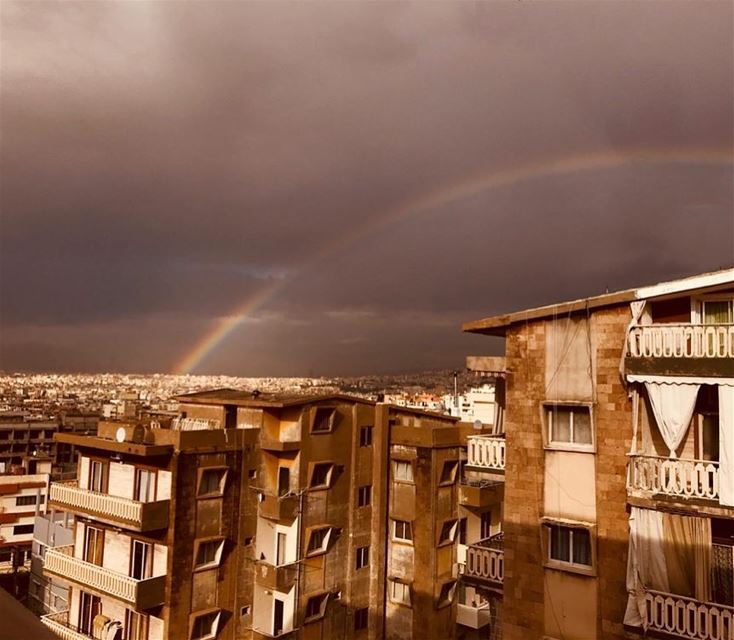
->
437;519;459;547
392;519;413;544
392;459;415;484
357;485;372;507
196;467;228;498
355;546;369;569
542;402;595;453
359;426;373;447
438;460;459;486
354;607;368;632
188;608;222;640
306;526;336;557
436;580;457;609
310;407;337;434
389;579;412;607
541;519;596;577
193;537;226;572
303;592;330;623
308;462;336;490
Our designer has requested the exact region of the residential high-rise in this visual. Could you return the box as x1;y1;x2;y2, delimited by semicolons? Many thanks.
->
463;267;734;640
41;391;491;640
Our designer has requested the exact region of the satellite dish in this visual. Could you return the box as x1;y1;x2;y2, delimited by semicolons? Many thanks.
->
473;419;482;430
115;427;126;443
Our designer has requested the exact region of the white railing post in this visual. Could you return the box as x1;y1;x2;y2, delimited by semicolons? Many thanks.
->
464;543;504;583
466;436;505;470
643;589;734;640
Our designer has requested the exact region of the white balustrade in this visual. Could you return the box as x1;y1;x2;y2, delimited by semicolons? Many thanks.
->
465;544;504;583
627;455;719;501
467;436;505;470
644;590;734;640
41;611;93;640
628;324;734;358
45;545;163;607
50;481;143;523
171;417;220;431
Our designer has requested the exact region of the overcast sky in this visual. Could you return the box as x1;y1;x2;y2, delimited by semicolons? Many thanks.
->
1;1;732;376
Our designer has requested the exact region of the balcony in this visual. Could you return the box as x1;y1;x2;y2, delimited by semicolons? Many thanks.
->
459;478;503;508
626;324;734;377
258;494;299;521
642;589;734;640
49;481;169;532
466;436;505;472
254;560;298;592
44;545;165;609
465;533;504;585
41;611;93;640
627;454;719;502
456;602;491;629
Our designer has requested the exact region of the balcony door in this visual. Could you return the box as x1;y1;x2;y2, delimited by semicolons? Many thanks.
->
130;540;153;580
83;526;104;565
134;468;156;503
89;460;109;493
273;598;284;636
276;533;287;566
278;467;289;497
78;591;101;635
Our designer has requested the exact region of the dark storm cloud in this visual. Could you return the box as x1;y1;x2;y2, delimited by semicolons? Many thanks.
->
0;1;732;374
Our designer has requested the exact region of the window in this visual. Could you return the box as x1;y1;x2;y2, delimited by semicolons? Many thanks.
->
195;539;225;569
125;610;148;640
359;426;373;447
89;460;108;493
390;580;411;606
83;526;104;565
357;485;371;507
354;607;368;631
393;520;413;542
247;469;257;480
190;610;221;640
439;460;458;485
130;540;153;580
16;495;39;506
134;468;156;503
392;460;414;483
307;527;335;555
480;512;492;539
458;518;467;545
310;463;335;489
356;546;369;569
240;605;251;617
545;405;593;448
546;524;593;571
304;593;329;622
312;407;336;433
437;581;456;608
438;520;458;546
198;468;227;497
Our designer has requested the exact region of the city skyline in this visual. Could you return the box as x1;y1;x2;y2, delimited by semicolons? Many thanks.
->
2;1;733;376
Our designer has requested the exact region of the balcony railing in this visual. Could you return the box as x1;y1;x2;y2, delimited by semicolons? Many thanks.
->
465;534;504;584
49;481;169;531
627;454;719;501
643;589;734;640
628;324;734;359
44;545;165;609
41;611;93;640
466;436;505;471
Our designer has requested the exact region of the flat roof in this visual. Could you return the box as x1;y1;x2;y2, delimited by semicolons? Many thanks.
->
175;389;376;408
463;266;734;336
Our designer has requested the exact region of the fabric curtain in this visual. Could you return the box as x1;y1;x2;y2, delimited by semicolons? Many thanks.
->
624;507;669;628
620;300;648;383
645;382;700;457
662;512;711;602
720;386;734;506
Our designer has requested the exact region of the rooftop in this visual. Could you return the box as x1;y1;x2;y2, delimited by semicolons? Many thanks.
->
174;388;377;408
463;266;734;336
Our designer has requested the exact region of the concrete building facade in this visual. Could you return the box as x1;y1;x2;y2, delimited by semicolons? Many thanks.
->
41;391;493;640
464;267;734;640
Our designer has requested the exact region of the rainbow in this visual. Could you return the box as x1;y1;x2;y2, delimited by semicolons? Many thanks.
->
173;146;733;374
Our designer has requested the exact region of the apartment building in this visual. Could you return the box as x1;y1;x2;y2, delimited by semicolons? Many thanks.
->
0;412;58;471
41;391;488;640
0;455;52;579
463;267;734;640
29;511;74;615
456;358;506;640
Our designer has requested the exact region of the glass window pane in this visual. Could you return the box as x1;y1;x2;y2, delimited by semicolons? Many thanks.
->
703;301;732;324
573;409;592;444
550;409;571;443
572;528;592;566
549;526;570;562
